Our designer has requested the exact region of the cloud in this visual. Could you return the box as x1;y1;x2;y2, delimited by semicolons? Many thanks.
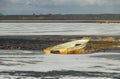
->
73;0;97;6
50;0;120;6
9;0;19;3
3;0;120;6
47;0;120;6
0;0;120;14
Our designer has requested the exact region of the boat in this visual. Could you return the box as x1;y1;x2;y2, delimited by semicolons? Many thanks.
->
43;38;90;54
43;36;120;54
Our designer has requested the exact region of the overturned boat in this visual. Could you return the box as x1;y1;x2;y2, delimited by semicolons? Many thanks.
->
43;38;90;54
43;37;120;54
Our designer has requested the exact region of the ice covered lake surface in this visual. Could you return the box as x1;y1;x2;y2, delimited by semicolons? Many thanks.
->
0;50;120;79
0;23;120;35
0;23;120;79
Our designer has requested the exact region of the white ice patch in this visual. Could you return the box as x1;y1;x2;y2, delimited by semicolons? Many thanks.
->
0;50;120;74
0;76;112;79
0;23;120;35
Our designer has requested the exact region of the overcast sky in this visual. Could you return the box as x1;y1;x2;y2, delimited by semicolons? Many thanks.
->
0;0;120;15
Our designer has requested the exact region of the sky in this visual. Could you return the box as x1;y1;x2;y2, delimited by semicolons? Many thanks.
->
0;0;120;15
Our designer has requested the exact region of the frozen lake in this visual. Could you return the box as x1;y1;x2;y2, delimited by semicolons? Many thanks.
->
0;50;120;79
0;23;120;79
0;23;120;35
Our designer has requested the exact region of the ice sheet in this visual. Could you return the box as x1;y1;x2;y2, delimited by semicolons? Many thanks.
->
0;23;120;35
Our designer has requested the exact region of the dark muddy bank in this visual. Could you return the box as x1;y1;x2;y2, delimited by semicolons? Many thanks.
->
0;35;120;51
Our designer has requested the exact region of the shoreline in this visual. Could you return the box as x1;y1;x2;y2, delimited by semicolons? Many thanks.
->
0;35;120;51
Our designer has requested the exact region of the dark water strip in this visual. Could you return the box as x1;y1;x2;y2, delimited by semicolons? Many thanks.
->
0;70;120;78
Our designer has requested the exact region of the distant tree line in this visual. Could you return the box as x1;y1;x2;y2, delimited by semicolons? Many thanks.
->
0;14;120;20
